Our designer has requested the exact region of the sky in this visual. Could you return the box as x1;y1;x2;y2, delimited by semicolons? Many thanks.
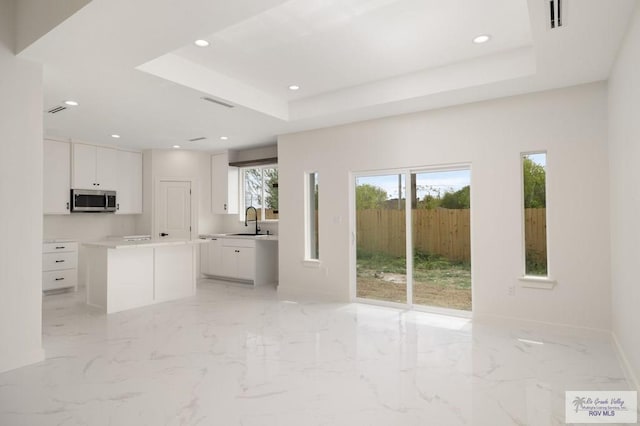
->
357;169;471;200
526;152;546;167
356;153;545;200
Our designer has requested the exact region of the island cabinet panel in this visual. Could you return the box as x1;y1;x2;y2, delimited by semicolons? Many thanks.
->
155;245;195;302
85;241;199;314
106;248;154;313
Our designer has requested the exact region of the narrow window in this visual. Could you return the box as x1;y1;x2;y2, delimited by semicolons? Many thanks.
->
306;172;319;260
522;152;548;276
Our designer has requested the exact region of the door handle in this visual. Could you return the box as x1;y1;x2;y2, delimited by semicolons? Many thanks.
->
55;260;65;263
55;278;65;281
160;233;169;237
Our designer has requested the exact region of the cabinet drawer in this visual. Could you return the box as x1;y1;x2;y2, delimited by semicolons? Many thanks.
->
43;252;78;271
43;269;77;291
221;238;256;248
43;242;78;253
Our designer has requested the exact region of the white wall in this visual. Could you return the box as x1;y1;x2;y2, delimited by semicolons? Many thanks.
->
0;0;45;372
278;83;610;330
43;215;137;287
136;150;220;237
608;3;640;390
135;147;281;238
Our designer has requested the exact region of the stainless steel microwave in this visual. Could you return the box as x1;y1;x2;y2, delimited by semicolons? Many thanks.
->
71;189;117;212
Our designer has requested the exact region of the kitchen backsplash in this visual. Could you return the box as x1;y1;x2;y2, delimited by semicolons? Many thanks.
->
44;214;137;242
211;214;278;235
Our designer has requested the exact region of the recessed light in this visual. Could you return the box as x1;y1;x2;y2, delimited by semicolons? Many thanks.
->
172;145;181;149
111;134;121;139
473;34;491;44
288;85;300;91
220;136;228;141
64;100;79;106
194;39;210;47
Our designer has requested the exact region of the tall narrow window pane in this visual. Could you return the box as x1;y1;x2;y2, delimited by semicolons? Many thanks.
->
264;168;279;220
244;168;263;220
411;169;471;311
522;153;548;276
307;172;319;259
355;174;406;304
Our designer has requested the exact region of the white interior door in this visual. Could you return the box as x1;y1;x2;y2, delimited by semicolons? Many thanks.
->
157;180;192;239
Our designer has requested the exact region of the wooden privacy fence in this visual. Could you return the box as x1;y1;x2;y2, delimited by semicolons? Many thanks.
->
356;208;547;263
524;208;547;263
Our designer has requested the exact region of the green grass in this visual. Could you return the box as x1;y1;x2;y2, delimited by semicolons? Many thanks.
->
525;252;548;276
357;250;406;274
357;249;471;289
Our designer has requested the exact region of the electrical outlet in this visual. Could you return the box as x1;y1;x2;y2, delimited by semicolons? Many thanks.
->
507;285;516;296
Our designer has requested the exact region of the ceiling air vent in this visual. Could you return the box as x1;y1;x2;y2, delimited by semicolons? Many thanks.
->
188;136;207;142
47;105;67;114
201;97;235;109
548;0;565;29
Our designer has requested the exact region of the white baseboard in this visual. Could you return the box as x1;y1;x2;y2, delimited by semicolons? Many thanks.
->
472;311;611;334
276;286;340;303
612;332;640;392
0;346;45;374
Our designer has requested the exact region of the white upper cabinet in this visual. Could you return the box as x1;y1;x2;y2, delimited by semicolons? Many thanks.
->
96;146;117;190
43;139;71;215
211;152;239;214
72;143;117;190
72;143;95;189
116;150;142;214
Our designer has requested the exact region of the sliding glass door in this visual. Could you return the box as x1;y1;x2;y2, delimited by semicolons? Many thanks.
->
354;167;472;313
355;174;406;304
410;169;471;311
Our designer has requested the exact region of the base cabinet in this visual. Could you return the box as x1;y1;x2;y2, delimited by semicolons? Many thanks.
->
42;241;78;291
201;238;276;285
200;238;222;275
221;245;255;280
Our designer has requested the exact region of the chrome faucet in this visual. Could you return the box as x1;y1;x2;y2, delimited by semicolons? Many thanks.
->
245;206;261;235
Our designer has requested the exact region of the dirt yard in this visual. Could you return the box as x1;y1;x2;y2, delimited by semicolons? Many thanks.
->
356;270;471;311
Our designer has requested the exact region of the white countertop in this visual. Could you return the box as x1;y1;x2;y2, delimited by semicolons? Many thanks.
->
43;239;77;244
84;238;207;250
199;233;278;242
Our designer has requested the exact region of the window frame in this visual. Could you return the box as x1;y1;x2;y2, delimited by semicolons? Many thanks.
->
305;171;319;261
520;151;553;284
239;164;279;223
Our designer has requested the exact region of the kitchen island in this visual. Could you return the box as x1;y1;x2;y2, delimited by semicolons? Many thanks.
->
83;238;205;314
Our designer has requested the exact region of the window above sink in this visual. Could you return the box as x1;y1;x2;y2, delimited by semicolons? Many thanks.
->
240;165;278;223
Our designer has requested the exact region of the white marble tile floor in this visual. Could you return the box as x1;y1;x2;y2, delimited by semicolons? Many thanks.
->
0;280;633;425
